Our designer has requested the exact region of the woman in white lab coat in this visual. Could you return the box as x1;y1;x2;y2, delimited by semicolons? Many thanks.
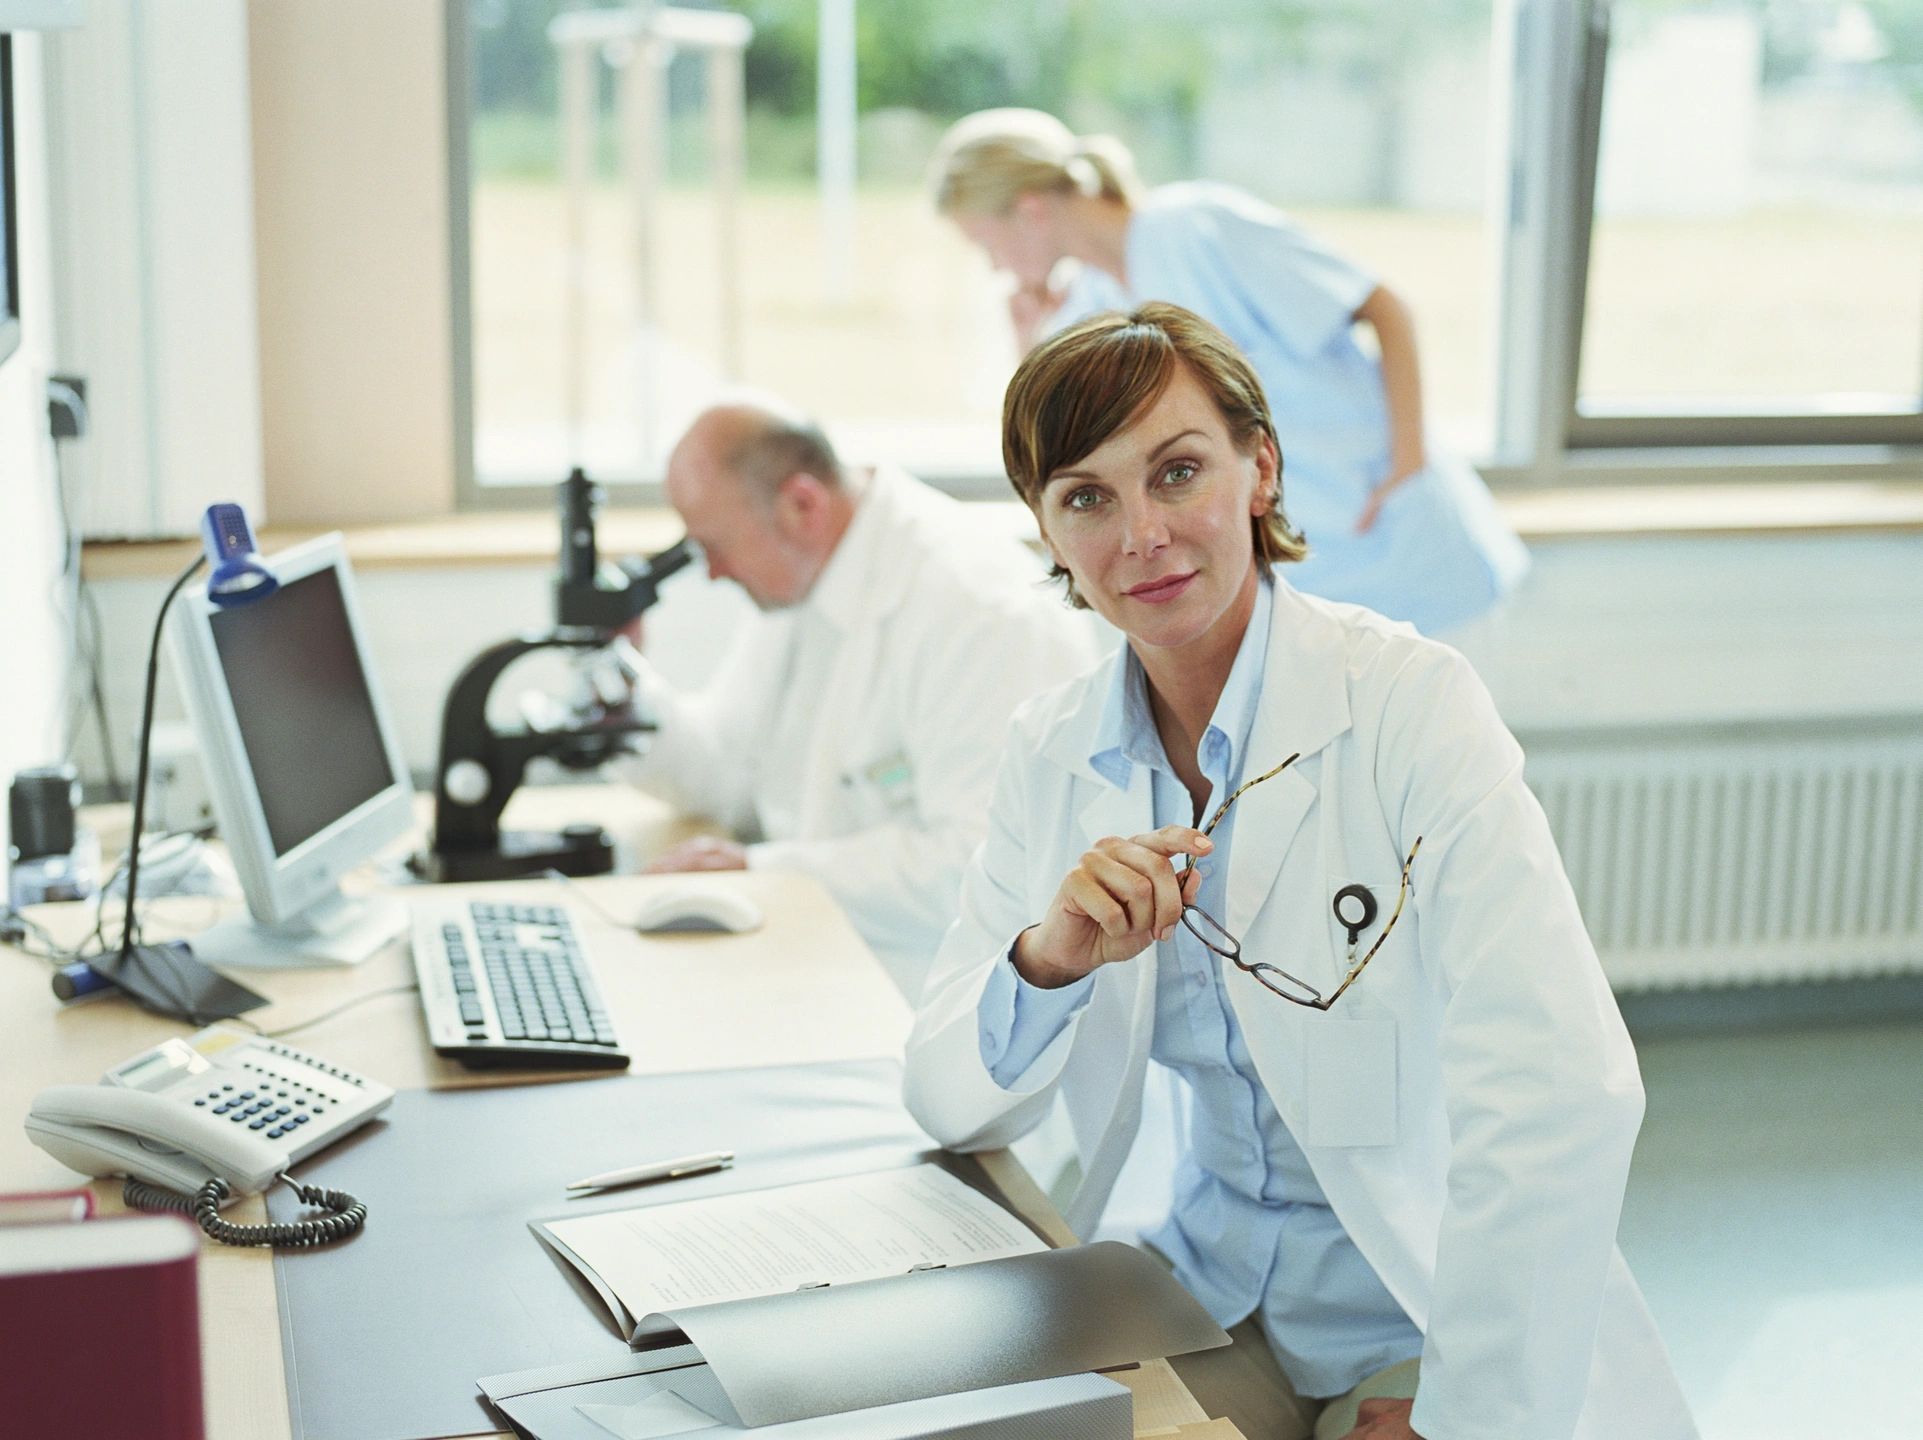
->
929;108;1528;639
903;304;1694;1440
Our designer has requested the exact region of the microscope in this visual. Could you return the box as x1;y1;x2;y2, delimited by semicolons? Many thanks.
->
414;469;695;883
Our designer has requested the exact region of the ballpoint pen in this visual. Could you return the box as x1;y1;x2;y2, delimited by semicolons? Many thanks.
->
564;1150;735;1193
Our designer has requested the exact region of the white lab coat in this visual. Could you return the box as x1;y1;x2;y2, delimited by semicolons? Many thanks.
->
904;580;1695;1440
626;467;1101;994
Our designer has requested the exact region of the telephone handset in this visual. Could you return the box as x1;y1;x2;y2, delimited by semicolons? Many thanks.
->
25;1026;393;1248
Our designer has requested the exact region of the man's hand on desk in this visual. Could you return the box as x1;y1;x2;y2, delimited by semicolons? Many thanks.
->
645;837;749;873
1336;1397;1423;1439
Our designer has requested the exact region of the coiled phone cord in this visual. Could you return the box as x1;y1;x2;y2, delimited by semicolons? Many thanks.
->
124;1172;368;1248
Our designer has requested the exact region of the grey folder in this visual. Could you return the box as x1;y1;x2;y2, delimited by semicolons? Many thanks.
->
269;1059;977;1440
482;1357;1131;1439
478;1242;1229;1439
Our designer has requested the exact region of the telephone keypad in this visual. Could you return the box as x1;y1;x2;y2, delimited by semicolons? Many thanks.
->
211;1086;318;1134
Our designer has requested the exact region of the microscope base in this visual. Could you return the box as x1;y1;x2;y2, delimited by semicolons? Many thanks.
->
414;826;615;885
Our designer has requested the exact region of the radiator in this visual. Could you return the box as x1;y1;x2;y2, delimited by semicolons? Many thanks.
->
1521;720;1923;990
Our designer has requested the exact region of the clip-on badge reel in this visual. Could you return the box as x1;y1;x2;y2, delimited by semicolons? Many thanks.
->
1332;883;1378;960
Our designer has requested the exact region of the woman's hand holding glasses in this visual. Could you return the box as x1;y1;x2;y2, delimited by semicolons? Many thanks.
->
1012;826;1214;990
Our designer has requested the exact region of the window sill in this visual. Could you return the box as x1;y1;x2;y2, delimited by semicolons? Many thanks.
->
1496;479;1923;540
79;507;691;580
79;481;1923;580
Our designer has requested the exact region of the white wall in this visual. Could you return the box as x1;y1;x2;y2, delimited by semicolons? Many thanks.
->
40;1;263;538
249;0;458;527
67;527;1923;802
0;35;74;857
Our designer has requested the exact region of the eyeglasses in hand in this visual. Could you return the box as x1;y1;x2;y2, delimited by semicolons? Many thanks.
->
1177;753;1422;1011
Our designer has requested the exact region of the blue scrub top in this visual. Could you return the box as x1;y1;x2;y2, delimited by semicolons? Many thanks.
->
1046;182;1528;636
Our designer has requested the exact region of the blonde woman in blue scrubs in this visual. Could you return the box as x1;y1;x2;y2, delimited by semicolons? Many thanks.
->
930;108;1528;639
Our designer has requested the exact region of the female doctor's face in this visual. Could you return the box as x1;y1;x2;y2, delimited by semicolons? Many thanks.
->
1038;366;1278;655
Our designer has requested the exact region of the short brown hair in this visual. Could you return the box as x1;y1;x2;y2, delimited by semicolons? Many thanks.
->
1003;303;1307;605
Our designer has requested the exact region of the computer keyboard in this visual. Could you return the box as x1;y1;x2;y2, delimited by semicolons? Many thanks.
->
410;897;631;1070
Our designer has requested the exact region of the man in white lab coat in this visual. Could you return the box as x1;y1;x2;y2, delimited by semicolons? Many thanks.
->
620;397;1101;995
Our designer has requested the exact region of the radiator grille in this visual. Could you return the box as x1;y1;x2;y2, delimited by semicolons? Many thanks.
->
1523;724;1923;989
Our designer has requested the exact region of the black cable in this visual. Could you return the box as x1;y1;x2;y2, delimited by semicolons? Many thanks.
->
124;1174;368;1249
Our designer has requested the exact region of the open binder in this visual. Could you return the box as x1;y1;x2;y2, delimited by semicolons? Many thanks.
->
478;1241;1230;1438
532;1163;1051;1345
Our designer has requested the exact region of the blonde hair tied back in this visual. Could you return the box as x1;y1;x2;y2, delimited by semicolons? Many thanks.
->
930;108;1142;216
1069;133;1140;205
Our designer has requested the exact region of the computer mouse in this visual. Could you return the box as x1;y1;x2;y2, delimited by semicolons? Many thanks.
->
632;885;765;936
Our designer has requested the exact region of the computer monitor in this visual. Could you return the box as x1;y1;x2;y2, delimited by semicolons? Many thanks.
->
1;37;23;369
168;534;414;967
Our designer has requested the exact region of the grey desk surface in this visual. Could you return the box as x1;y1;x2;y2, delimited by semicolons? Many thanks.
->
269;1059;959;1440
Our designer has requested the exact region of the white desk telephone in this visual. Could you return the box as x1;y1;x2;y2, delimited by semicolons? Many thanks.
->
25;1026;393;1247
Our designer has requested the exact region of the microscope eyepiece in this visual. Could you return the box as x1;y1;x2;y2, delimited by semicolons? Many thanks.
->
645;537;697;584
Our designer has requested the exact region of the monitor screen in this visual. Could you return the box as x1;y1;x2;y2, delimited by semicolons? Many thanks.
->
207;565;396;857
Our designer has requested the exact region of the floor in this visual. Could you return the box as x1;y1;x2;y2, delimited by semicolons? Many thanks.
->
1617;979;1923;1440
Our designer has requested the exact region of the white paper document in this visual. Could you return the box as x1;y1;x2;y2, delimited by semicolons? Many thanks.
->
536;1163;1046;1340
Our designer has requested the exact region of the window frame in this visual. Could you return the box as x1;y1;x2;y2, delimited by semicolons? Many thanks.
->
1537;0;1923;473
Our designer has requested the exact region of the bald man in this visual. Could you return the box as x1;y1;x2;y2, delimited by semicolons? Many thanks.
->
619;400;1100;995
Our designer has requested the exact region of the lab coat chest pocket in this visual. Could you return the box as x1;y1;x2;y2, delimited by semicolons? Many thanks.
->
1292;860;1410;1148
1298;1009;1399;1149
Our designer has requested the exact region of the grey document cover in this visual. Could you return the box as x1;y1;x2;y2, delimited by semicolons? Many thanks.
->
269;1059;957;1440
477;1242;1227;1438
660;1242;1226;1426
483;1352;1132;1440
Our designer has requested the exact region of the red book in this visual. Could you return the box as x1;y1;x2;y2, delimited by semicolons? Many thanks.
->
0;1187;95;1225
0;1214;205;1439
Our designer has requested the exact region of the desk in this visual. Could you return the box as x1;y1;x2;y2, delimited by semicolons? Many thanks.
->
1;797;1218;1438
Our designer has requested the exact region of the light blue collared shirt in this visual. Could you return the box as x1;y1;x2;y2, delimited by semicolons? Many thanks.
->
977;578;1422;1398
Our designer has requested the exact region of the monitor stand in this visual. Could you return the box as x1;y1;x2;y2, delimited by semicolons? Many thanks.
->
188;890;409;969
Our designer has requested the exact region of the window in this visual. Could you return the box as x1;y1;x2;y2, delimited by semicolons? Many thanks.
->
1571;0;1923;448
457;0;1504;497
453;0;1923;503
